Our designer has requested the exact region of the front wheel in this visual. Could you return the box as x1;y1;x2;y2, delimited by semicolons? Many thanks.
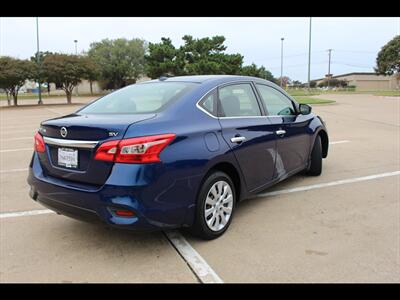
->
306;135;322;176
189;171;236;240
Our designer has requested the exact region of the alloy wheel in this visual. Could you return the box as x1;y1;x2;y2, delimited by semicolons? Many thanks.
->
204;180;234;231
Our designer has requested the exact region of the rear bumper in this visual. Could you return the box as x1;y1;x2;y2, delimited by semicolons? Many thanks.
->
27;152;200;231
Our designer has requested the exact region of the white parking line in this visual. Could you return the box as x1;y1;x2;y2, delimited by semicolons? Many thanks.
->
0;208;222;283
44;108;63;115
164;230;223;283
0;169;399;284
0;129;36;134
0;209;54;219
0;148;32;153
0;125;40;130
0;168;28;174
329;140;350;145
1;137;32;141
256;170;400;198
1;115;55;120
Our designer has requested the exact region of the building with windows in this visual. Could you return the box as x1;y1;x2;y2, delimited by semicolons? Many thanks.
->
313;72;398;91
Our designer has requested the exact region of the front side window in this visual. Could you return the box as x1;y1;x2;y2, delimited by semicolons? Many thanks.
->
79;82;197;114
218;83;261;117
256;84;296;116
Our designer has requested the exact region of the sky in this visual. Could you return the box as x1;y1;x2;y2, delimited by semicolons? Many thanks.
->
1;17;399;82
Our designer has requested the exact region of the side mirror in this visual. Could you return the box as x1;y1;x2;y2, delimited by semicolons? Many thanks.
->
299;103;312;115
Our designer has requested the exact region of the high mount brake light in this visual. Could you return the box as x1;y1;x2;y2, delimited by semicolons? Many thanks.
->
34;132;46;153
94;134;176;164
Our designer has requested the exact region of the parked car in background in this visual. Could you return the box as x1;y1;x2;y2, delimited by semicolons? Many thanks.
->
28;75;329;239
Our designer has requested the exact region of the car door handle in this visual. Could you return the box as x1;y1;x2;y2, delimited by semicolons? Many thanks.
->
230;136;246;143
275;129;286;136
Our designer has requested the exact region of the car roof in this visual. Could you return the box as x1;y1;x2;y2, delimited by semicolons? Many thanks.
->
145;75;266;84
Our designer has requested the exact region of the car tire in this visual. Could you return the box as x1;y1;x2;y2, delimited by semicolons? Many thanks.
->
189;171;236;240
306;135;322;176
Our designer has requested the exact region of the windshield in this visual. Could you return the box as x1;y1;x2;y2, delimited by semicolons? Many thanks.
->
79;82;197;114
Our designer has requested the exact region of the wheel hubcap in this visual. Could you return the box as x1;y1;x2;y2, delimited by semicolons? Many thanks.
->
204;180;233;232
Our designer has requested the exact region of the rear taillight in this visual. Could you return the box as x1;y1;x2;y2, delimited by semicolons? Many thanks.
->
93;139;119;162
34;132;46;153
94;134;176;164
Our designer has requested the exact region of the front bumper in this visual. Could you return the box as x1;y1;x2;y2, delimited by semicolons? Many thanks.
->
27;152;199;231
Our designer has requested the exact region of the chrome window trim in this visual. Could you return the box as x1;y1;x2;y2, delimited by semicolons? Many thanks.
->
195;80;270;120
196;101;269;120
196;86;219;119
219;115;269;119
43;137;99;149
266;115;297;118
196;101;219;119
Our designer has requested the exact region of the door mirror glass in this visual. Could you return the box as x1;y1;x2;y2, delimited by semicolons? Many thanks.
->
299;104;312;115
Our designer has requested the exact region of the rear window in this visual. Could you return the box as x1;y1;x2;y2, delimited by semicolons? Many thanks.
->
79;82;197;114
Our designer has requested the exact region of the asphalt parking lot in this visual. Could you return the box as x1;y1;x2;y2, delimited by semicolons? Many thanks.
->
0;93;399;283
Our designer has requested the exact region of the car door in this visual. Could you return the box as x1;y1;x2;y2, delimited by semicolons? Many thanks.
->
217;82;277;192
255;83;313;179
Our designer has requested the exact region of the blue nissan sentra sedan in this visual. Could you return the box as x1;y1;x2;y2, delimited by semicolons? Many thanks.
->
28;75;329;239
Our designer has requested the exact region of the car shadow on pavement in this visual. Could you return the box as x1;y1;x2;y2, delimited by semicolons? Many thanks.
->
56;216;166;244
238;173;305;205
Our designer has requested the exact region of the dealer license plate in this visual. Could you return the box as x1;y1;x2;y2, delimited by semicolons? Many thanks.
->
58;148;78;168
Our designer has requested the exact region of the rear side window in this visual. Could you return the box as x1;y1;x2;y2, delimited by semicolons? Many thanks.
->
256;84;296;116
198;92;217;116
79;82;197;114
218;83;261;117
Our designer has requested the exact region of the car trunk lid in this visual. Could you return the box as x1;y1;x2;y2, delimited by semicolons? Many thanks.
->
37;113;155;186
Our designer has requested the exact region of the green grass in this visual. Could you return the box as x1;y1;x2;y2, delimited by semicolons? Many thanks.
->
287;90;321;97
287;88;400;97
371;91;400;96
293;96;335;105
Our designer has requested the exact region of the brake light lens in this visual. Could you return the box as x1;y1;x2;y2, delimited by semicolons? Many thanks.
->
94;134;176;164
93;139;119;162
34;132;46;153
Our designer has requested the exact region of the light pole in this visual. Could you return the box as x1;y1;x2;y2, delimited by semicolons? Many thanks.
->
280;37;284;88
36;17;43;105
74;40;78;97
327;49;332;89
307;17;312;91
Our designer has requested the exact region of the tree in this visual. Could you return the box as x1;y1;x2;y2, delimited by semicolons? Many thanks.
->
375;35;400;88
145;38;185;78
0;56;35;106
80;56;101;95
276;76;291;88
88;38;147;89
30;51;53;95
291;80;302;87
336;79;348;88
42;54;87;103
309;80;317;88
180;35;243;75
240;63;275;81
145;35;244;78
317;78;348;88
